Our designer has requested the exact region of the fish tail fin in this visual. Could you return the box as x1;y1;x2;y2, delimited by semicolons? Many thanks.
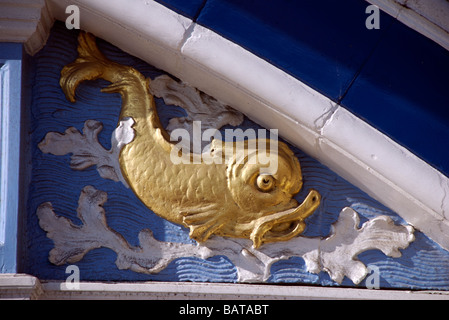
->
76;31;107;62
60;32;114;103
60;31;171;153
60;32;154;123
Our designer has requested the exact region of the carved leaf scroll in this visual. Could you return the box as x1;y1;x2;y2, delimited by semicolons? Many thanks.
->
150;75;244;148
37;185;214;273
37;186;414;284
38;118;135;187
302;207;415;284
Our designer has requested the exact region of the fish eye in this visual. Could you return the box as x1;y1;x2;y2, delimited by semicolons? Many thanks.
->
256;174;275;192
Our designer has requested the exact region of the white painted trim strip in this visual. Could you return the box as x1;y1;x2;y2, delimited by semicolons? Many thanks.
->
2;0;449;251
0;274;444;300
41;281;449;300
0;274;43;299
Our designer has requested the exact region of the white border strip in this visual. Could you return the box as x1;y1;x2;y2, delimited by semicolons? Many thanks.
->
40;280;449;300
3;0;449;250
2;275;448;300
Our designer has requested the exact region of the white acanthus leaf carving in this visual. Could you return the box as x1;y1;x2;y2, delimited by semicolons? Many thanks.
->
302;207;415;284
37;185;415;284
149;75;244;151
38;118;135;188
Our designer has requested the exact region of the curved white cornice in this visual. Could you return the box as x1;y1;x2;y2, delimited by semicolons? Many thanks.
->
1;0;449;250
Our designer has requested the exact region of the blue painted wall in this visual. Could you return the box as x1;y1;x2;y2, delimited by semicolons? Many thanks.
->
156;0;449;178
0;42;23;273
0;43;22;59
22;22;449;290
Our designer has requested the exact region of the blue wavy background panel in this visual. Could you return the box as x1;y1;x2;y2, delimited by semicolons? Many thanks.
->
24;22;449;290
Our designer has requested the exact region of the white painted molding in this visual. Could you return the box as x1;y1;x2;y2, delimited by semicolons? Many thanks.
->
37;281;449;300
2;0;448;55
47;0;192;80
1;0;449;253
1;274;448;300
38;281;449;300
0;0;53;55
0;274;43;299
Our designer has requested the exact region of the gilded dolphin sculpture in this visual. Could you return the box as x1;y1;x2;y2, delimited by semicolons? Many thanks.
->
60;32;321;248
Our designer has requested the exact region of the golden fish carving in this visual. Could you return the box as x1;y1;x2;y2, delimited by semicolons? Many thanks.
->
60;32;321;248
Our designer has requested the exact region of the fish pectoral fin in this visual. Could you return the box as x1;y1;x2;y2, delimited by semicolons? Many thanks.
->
180;206;224;243
188;218;225;243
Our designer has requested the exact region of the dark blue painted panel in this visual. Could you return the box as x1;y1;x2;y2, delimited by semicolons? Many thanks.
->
342;20;449;176
195;0;394;101
154;0;207;20
0;42;23;60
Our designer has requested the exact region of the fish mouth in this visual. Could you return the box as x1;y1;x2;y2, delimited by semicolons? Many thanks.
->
250;189;321;249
